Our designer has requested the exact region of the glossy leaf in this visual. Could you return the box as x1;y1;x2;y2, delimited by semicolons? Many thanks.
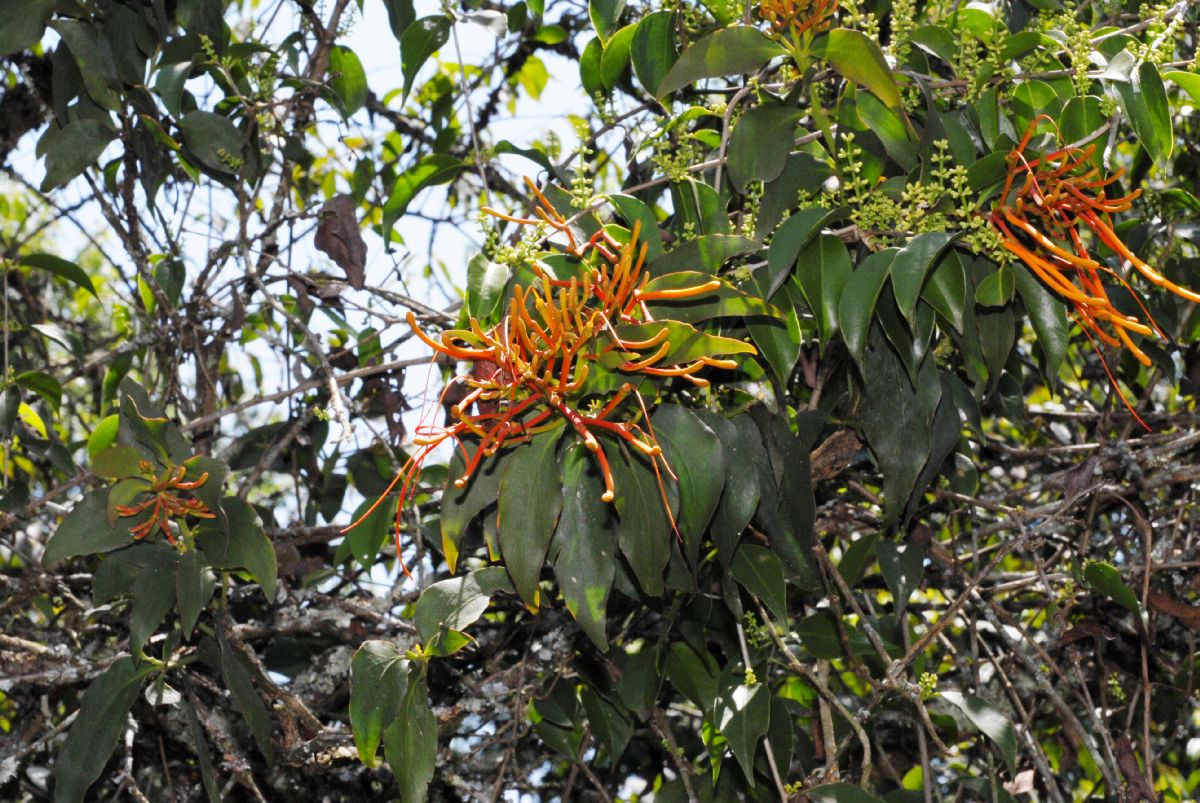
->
643;272;779;322
974;266;1016;307
823;28;904;113
922;249;968;333
178;112;243;175
413;566;511;649
441;449;502;574
130;550;178;655
52;657;150;803
1113;61;1172;165
497;430;563;610
651;405;725;566
1012;264;1068;376
465;254;510;327
612;441;673;597
1083;560;1141;618
400;16;451;102
731;544;787;622
727;105;802;191
794;234;853;343
581;686;633;758
600;24;635;91
589;0;626;43
383;667;438;803
329;45;368;117
554;446;617;649
176;548;214;639
43;488;135;564
195;496;277;600
838;249;895;370
0;0;52;56
876;541;923;615
350;640;409;768
941;690;1018;770
714;677;769;783
700;411;762;563
19;254;98;298
630;10;677;96
381;154;464;244
890;233;955;324
656;27;784;98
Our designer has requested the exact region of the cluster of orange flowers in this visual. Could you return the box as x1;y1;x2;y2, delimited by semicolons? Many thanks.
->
113;461;215;545
990;116;1199;428
349;179;736;570
759;0;838;38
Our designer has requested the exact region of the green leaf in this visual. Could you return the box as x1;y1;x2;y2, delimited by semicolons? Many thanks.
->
441;449;502;573
876;541;923;615
600;24;635;91
650;405;725;567
763;207;838;294
1113;61;1172;165
465;253;510;326
91;445;145;480
941;690;1018;770
196;496;277;600
1012;263;1068;377
613;442;673;597
497;430;563;610
1164;70;1200;105
838;532;880;587
1083;560;1141;617
380;154;463;244
589;0;625;42
656;26;784;99
413;566;511;648
890;233;955;324
580;36;604;97
383;0;416;41
727;105;802;192
350;640;409;768
554;447;617;649
345;494;396;570
823;28;904;114
618;646;661;719
87;415;120;461
130;550;179;655
50;20;119;109
793;234;853;343
630;10;677;96
14;370;63;412
38;120;116;191
922;249;967;333
808;783;887;803
383;667;437;803
666;642;718;713
0;0;52;56
731;544;787;622
581;686;633;760
649;233;758;275
19;254;98;298
329;45;368;117
176;549;214;639
43;489;134;564
643;272;778;322
699;411;761;563
178;111;242;175
400;16;451;102
715;677;770;783
52;657;150;803
612;320;756;366
219;630;274;761
838;248;894;369
854;88;916;170
749;281;803;387
974;266;1016;307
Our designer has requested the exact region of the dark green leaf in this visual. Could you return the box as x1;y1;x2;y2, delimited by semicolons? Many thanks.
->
649;233;758;275
795;233;853;342
1083;560;1141;617
383;667;437;803
666;642;718;713
0;0;52;56
38;120;116;191
553;447;617;649
50;20;119;109
91;445;145;479
699;411;761;564
413;566;511;647
651;405;725;566
941;691;1018;770
14;370;63;412
1113;61;1172;165
580;36;604;97
43;489;134;564
876;541;923;615
808;783;887;803
728;105;802;191
890;233;955;324
1012;264;1068;377
589;0;625;42
497;430;563;610
974;266;1016;307
400;16;451;102
581;686;633;758
823;28;904;113
196;496;277;600
19;254;98;298
838;249;894;369
613;441;673;597
630;10;677;96
656;27;784;98
52;657;149;803
731;544;787;622
219;630;274;761
838;532;880;587
441;449;502;573
178;111;242;175
714;676;769;783
1165;70;1200;105
618;646;661;719
130;550;179;655
329;45;368;117
176;548;214;639
350;640;409;768
345;494;395;570
922;250;967;333
380;154;463;244
383;0;416;40
854;88;916;171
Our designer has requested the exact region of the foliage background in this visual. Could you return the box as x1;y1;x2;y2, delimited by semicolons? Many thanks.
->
3;0;1200;801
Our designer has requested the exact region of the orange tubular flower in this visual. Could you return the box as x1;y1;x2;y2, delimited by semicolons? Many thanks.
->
989;116;1200;430
760;0;838;39
346;178;749;572
113;464;216;546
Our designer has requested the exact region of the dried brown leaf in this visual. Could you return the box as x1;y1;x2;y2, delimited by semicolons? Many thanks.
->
314;194;367;289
